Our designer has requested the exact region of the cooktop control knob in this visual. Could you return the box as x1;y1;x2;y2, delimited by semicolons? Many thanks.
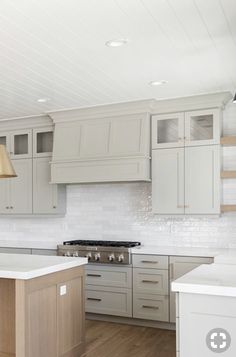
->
108;254;115;262
73;251;79;257
94;253;101;261
64;251;71;257
85;252;92;261
117;254;124;262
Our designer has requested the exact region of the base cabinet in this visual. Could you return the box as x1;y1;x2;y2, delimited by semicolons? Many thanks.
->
133;255;169;322
177;293;236;357
85;265;132;317
169;256;213;323
85;254;214;325
0;267;85;357
133;293;169;322
86;286;132;317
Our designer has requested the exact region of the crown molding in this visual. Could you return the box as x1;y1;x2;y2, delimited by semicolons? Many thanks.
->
0;114;52;130
48;99;155;123
151;91;233;114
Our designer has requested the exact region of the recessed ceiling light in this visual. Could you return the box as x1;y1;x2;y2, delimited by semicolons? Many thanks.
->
149;80;168;86
37;98;51;103
105;38;128;47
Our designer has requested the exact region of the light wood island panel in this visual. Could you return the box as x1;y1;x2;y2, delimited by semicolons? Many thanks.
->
0;266;85;357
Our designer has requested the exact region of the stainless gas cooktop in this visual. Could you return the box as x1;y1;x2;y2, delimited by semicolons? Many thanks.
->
57;240;141;265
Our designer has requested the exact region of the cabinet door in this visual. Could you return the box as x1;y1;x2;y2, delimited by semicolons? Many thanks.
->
0;132;10;153
33;157;61;214
10;129;32;159
169;256;213;323
152;148;184;214
152;113;184;149
33;127;53;158
9;159;33;214
185;108;220;146
0;178;10;213
185;145;220;214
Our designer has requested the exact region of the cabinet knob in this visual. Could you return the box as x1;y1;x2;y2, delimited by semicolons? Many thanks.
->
10;206;13;209
6;206;9;209
53;206;57;209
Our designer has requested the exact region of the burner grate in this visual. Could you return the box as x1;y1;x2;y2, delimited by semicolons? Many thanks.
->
63;240;141;248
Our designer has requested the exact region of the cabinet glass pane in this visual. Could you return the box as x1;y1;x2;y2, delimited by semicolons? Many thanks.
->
14;134;28;155
37;132;53;154
190;114;213;141
0;136;6;146
157;119;179;144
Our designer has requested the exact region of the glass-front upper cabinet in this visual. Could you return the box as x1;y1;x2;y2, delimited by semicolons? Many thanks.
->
33;127;53;157
0;133;9;149
10;129;32;159
152;113;185;149
184;108;220;146
152;109;220;149
0;130;32;159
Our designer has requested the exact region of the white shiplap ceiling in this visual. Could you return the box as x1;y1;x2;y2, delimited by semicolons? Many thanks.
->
0;0;236;119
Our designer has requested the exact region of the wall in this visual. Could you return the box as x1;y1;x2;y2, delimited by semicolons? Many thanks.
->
0;102;236;249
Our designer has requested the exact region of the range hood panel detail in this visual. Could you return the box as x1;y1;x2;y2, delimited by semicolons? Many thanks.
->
49;101;152;184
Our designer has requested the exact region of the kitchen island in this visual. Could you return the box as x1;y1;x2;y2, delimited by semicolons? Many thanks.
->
0;253;87;357
172;262;236;357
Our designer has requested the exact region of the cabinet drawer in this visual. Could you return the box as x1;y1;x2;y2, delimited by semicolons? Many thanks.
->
132;254;168;269
133;268;168;295
85;286;132;317
85;265;132;288
133;294;169;322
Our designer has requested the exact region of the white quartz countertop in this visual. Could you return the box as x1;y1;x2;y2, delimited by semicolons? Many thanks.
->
0;253;87;280
0;240;59;250
172;263;236;297
131;245;229;258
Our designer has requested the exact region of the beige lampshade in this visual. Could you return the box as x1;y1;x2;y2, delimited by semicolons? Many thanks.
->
0;145;17;178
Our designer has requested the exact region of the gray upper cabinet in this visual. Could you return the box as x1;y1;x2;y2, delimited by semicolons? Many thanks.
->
152;108;221;149
33;157;66;214
184;145;220;214
0;159;32;214
152;112;184;149
0;129;32;159
0;117;66;216
10;159;33;214
33;127;53;158
0;177;10;214
152;148;184;214
152;145;220;215
185;108;220;146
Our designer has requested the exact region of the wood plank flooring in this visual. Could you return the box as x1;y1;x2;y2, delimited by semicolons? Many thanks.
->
83;320;176;357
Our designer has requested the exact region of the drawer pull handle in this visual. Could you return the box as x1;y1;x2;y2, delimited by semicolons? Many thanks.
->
87;298;102;302
142;305;159;310
141;261;158;264
142;280;159;284
87;274;102;277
